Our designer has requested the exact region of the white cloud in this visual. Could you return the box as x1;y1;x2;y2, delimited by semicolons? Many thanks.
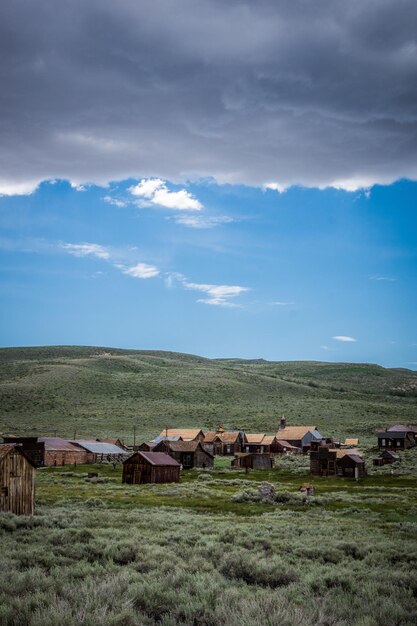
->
332;335;357;342
183;281;249;307
369;275;397;282
0;180;39;196
103;195;128;208
130;178;203;211
118;262;160;279
70;182;87;192
263;182;287;193
61;242;110;260
172;214;233;228
270;301;295;306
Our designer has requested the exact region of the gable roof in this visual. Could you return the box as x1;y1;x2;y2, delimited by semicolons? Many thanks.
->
158;429;203;441
127;451;180;466
275;426;318;441
387;424;417;433
38;437;82;452
245;433;266;444
276;439;301;450
344;438;359;446
152;435;183;444
377;431;409;439
158;440;213;456
262;435;277;445
0;443;36;467
342;453;365;464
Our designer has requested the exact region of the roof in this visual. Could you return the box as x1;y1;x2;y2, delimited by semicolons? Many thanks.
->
204;431;242;443
245;433;266;444
160;440;213;456
374;450;400;460
344;438;359;446
275;426;318;441
152;435;183;444
262;435;277;445
377;431;409;439
71;440;127;454
387;424;417;433
128;451;180;466
38;437;82;452
0;443;36;467
96;438;124;447
204;432;222;443
343;453;365;464
276;439;301;450
158;429;203;441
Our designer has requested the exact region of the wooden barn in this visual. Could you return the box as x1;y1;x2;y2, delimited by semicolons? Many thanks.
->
275;423;323;451
310;441;366;479
373;450;400;466
0;444;35;515
153;440;214;469
336;453;366;478
231;453;273;469
122;451;180;484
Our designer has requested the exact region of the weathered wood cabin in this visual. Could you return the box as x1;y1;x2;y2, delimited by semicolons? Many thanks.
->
153;440;214;469
231;453;273;469
122;451;180;484
377;425;417;450
204;429;247;455
310;441;366;479
0;444;35;515
373;450;400;466
3;437;45;467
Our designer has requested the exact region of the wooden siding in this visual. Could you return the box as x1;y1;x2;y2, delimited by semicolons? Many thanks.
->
0;447;35;515
123;455;180;484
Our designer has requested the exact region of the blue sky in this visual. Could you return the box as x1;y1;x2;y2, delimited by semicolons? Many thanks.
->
1;2;417;367
1;177;416;368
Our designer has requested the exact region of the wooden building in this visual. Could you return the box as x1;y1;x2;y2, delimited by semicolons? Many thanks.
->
275;425;323;451
231;453;273;469
0;444;35;515
157;429;205;443
342;438;360;448
204;429;247;455
373;450;400;466
153;440;214;469
96;437;127;450
310;441;366;479
377;425;417;450
122;451;180;484
3;437;45;467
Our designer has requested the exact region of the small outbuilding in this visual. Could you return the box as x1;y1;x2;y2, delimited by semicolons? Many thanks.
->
122;451;180;484
0;444;35;515
299;483;315;496
373;450;400;466
231;453;273;470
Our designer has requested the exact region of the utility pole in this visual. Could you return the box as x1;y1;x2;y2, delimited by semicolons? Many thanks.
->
133;425;136;447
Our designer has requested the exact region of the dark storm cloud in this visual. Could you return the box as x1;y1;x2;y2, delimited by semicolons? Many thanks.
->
1;0;417;192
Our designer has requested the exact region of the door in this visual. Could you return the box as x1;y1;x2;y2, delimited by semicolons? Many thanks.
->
182;453;192;469
133;468;142;484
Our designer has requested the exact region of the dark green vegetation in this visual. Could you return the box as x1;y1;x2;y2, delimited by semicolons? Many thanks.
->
1;346;416;443
1;461;417;626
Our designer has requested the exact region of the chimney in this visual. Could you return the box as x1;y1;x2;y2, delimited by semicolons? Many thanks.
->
280;415;286;431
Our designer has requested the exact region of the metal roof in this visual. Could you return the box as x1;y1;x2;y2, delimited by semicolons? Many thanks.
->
128;451;180;466
38;437;81;452
152;435;183;444
71;440;127;454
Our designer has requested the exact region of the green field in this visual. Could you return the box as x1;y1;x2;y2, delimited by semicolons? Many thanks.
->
1;346;416;444
1;346;417;625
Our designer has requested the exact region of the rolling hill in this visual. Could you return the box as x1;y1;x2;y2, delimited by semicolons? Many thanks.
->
0;346;416;444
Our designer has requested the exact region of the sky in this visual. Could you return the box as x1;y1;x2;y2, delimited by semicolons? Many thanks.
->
0;1;416;367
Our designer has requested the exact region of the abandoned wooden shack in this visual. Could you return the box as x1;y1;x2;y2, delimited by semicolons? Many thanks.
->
373;450;400;466
153;440;214;469
204;428;247;455
122;451;180;484
231;453;273;469
377;425;417;449
2;437;45;467
0;444;35;515
310;441;366;478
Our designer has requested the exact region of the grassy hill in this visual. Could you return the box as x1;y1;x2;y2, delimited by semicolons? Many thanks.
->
0;345;416;444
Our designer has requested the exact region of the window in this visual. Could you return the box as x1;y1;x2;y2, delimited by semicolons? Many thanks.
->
1;487;8;497
227;445;231;453
396;440;401;447
381;439;386;446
